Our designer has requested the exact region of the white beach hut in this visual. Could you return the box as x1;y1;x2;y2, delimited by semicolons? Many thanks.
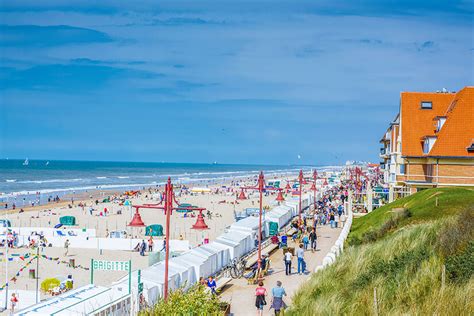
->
229;215;266;241
216;230;253;259
200;242;231;271
214;238;240;260
191;247;219;275
168;257;197;289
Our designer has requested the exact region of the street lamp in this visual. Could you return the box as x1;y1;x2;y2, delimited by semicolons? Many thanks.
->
238;171;284;269
287;169;319;221
132;177;207;301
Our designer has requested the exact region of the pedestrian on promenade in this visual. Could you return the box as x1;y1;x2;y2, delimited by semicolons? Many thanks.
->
330;212;336;228
302;232;309;250
255;281;267;316
284;250;292;275
270;281;287;316
296;243;306;274
309;228;317;252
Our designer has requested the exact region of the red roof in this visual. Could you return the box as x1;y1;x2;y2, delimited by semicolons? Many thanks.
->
400;92;455;156
429;87;474;157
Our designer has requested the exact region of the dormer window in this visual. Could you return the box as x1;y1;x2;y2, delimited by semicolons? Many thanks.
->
423;136;437;154
421;101;432;109
436;117;447;132
467;140;474;153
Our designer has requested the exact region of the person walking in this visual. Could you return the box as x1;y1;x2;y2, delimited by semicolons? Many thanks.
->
330;212;336;228
270;281;287;316
284;250;292;275
255;281;267;316
148;236;154;252
64;239;70;256
309;228;317;252
10;293;18;313
296;243;305;275
302;232;309;250
140;240;146;256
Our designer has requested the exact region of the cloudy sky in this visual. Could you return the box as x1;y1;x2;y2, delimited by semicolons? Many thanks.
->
0;0;472;165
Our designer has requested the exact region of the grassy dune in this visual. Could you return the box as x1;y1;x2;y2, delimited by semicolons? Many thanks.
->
287;188;474;315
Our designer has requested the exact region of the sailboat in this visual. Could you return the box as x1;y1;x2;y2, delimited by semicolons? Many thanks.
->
23;158;29;166
45;161;50;166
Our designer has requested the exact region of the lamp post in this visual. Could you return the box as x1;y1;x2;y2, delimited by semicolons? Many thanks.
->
237;171;284;269
311;170;318;211
131;177;207;301
287;169;320;221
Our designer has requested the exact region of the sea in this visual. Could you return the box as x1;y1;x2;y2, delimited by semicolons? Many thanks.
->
0;159;332;208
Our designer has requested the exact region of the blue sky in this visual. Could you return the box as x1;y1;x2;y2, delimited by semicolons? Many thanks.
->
0;0;472;165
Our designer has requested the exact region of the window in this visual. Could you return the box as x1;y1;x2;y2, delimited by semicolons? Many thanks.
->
423;139;430;154
400;164;406;175
421;101;432;109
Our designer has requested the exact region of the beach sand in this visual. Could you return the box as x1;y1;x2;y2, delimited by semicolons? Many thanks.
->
0;173;296;309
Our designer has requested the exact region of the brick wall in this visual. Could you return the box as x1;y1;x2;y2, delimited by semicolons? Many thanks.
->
437;164;474;185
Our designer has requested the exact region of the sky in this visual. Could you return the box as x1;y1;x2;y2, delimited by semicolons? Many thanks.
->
0;0;473;165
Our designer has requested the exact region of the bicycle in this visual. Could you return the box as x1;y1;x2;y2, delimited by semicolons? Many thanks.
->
229;258;247;279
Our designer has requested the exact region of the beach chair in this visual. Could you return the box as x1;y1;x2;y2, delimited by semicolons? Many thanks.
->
56;230;67;237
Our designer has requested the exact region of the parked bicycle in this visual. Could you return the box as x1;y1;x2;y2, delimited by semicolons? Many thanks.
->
228;258;247;279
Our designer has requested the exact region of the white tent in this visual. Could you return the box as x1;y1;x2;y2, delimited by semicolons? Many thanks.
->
214;238;240;260
265;205;293;232
200;242;231;271
191;247;219;275
172;251;212;279
168;258;197;290
229;215;265;241
216;230;253;259
285;199;299;217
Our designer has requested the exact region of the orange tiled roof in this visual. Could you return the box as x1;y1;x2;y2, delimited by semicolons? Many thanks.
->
429;87;474;157
400;91;455;156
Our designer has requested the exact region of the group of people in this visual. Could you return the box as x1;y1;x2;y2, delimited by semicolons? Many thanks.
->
255;280;287;316
252;182;349;314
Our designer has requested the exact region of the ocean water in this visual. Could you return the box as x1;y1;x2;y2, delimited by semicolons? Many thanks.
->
0;159;314;207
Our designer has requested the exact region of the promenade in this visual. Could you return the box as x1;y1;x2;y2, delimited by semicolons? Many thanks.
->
220;223;342;315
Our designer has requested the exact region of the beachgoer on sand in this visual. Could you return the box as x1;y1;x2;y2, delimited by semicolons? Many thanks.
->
64;239;70;256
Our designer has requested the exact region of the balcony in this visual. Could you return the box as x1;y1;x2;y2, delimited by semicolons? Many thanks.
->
379;147;390;158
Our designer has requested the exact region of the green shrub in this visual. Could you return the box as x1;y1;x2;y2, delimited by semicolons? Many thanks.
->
287;188;474;315
445;241;474;284
40;278;60;292
139;284;223;316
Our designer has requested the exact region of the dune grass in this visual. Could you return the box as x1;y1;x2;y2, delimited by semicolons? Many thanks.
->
287;188;474;316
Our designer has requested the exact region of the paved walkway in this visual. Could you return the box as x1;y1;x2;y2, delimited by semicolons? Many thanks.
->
220;223;342;315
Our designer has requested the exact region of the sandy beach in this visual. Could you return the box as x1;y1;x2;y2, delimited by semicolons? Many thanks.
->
0;172;298;310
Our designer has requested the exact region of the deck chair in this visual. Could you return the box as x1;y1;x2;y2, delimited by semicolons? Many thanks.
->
56;230;67;237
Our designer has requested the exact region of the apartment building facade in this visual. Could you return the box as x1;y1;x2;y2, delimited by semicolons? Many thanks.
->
380;86;474;197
